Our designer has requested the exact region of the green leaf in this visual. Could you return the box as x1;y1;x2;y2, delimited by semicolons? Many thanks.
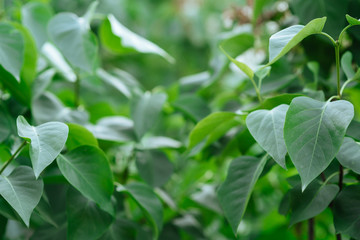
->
246;104;288;168
97;68;131;98
0;23;24;82
13;23;37;86
118;182;163;239
100;14;174;63
21;1;53;49
66;123;98;151
336;137;360;174
100;217;137;240
220;46;254;80
217;155;268;234
266;17;326;66
131;92;167;139
188;112;239;149
136;151;173;187
48;12;98;72
41;42;76;82
289;182;339;225
346;14;360;26
67;188;113;240
17;116;69;178
341;51;355;79
172;94;211;122
0;166;43;226
250;93;303;110
86;116;135;143
284;97;354;190
139;136;181;150
56;145;114;214
333;185;360;239
32;68;56;99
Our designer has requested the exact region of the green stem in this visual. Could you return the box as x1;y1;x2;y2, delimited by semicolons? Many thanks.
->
319;32;336;46
339;78;355;97
338;25;352;45
335;42;341;98
250;76;262;103
0;141;27;175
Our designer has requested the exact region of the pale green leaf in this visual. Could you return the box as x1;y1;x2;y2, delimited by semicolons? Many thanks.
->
246;104;289;168
267;17;326;66
336;137;360;174
284;97;354;190
21;1;53;49
0;166;43;226
0;23;24;82
100;14;174;63
131;92;167;139
48;12;98;72
17;116;69;178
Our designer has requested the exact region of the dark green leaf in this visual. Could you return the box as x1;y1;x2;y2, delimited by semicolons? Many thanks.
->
17;116;69;178
131;92;167;139
56;145;114;214
172;94;211;122
289;182;339;225
67;188;113;240
136;151;173;187
284;97;354;190
333;185;360;239
118;182;163;239
0;166;43;226
217;155;268;234
246;104;288;168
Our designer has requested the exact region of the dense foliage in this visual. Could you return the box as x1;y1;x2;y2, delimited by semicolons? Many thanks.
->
1;0;360;239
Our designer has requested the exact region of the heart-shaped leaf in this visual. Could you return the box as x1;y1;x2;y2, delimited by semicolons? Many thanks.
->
289;181;339;225
0;166;43;226
67;188;113;240
100;14;174;63
48;12;98;72
336;137;360;174
56;145;114;214
266;17;326;66
217;155;268;234
246;104;289;168
284;97;354;190
17;115;69;178
0;23;24;82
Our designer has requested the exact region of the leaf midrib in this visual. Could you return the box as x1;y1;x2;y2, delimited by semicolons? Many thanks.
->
306;103;328;180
